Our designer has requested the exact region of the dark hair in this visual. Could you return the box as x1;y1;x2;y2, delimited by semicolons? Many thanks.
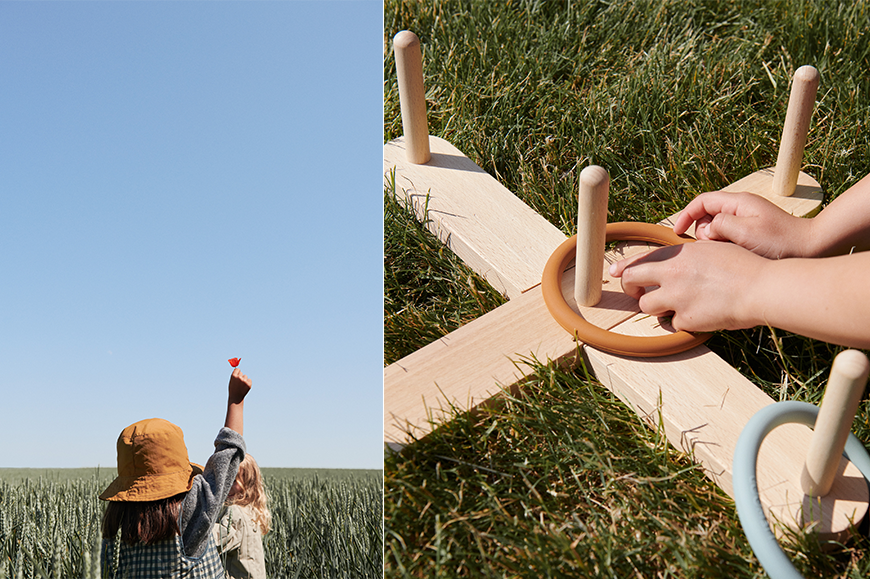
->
102;493;186;545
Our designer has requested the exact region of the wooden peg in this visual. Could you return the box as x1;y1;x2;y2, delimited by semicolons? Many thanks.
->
574;165;609;307
802;349;870;497
393;30;430;164
771;65;819;197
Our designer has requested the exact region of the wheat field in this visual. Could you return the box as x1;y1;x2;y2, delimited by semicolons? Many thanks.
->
0;469;383;578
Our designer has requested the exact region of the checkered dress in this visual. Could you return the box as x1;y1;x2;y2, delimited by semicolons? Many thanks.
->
101;534;226;579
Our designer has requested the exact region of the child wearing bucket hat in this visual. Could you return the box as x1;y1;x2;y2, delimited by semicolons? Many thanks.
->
99;368;252;578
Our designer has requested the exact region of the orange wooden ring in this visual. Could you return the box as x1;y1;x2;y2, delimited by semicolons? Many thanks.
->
541;222;711;357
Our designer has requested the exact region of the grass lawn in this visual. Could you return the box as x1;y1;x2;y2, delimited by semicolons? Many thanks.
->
384;1;870;576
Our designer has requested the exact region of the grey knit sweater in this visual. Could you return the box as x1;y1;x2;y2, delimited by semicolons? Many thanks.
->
179;427;246;558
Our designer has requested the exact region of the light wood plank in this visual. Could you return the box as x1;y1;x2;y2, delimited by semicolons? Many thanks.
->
386;243;868;536
383;136;859;536
384;285;576;445
584;313;868;539
384;136;567;298
384;243;653;445
721;166;823;216
384;138;823;446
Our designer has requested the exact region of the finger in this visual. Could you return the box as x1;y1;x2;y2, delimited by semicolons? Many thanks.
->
608;249;655;278
636;289;675;319
694;215;714;240
672;194;720;234
707;212;751;244
619;262;662;301
672;207;704;236
617;245;683;300
672;191;739;235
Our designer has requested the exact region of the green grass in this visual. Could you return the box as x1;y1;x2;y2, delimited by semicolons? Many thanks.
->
0;469;383;578
384;0;870;576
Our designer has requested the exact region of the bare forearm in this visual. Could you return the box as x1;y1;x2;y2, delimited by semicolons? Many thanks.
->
225;400;244;436
809;173;870;257
746;252;870;348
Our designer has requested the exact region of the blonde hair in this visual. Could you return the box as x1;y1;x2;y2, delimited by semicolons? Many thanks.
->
228;454;271;534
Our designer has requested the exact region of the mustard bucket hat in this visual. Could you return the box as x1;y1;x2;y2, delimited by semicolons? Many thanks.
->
100;418;203;502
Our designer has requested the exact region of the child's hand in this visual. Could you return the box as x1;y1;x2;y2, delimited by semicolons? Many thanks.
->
609;240;766;332
673;191;815;259
228;368;252;405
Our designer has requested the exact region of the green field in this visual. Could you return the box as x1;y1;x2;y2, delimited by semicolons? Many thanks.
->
0;468;383;578
385;0;870;577
0;468;377;485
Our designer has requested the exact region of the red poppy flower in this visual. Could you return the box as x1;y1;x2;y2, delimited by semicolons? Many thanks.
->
228;357;241;368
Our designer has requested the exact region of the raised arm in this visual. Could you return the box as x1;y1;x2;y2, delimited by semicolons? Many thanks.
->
179;369;251;558
225;368;251;436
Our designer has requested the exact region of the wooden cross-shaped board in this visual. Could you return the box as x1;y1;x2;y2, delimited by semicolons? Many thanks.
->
384;35;868;541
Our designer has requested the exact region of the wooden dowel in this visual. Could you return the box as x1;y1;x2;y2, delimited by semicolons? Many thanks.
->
574;165;609;307
393;30;430;164
801;349;870;497
772;65;819;197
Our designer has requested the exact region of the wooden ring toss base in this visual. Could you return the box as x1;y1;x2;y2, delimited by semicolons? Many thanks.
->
541;222;711;357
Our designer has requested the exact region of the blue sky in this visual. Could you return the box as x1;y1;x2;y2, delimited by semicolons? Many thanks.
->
1;2;383;469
